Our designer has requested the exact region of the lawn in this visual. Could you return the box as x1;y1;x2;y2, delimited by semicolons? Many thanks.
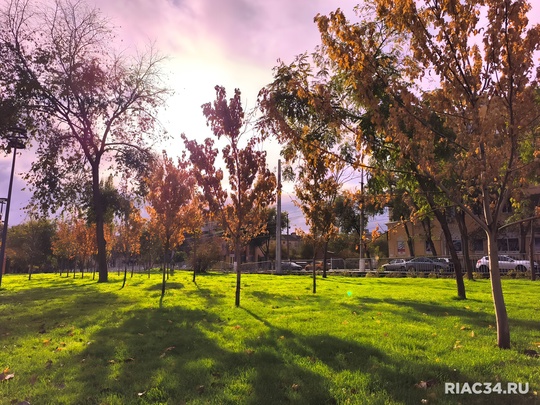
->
0;272;539;405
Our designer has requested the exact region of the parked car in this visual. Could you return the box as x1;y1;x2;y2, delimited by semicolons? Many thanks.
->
381;259;407;271
404;257;450;272
304;261;324;271
434;257;454;271
475;255;538;273
280;261;303;271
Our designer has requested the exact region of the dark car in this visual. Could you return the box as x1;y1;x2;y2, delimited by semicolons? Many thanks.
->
404;257;450;272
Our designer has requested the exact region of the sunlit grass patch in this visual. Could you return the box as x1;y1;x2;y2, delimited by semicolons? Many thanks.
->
0;272;539;404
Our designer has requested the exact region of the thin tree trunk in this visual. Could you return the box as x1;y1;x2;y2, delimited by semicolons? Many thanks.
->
433;209;466;299
322;240;328;278
404;223;415;257
486;229;510;349
456;210;474;280
312;249;317;294
121;265;128;289
421;218;438;256
530;220;536;281
93;164;108;283
234;242;242;307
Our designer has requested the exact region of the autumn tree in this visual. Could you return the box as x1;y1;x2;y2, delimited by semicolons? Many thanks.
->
52;215;97;277
315;1;540;348
113;201;145;288
258;53;363;286
145;152;199;302
183;85;276;307
0;0;170;282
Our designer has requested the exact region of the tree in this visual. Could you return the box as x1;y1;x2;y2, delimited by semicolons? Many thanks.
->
52;214;98;277
183;85;276;307
113;201;145;288
145;152;199;303
315;1;540;348
6;218;55;275
250;207;288;262
0;0;170;282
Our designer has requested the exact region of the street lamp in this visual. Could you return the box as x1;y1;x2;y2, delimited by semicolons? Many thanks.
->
0;126;28;287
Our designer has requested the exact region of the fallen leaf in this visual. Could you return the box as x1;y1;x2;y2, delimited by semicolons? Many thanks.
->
123;357;135;362
42;339;51;345
291;383;300;391
470;331;475;338
0;372;15;381
233;325;241;330
137;391;146;397
29;374;38;385
45;360;53;369
245;349;254;355
196;385;205;394
460;326;469;330
160;346;175;358
415;379;437;389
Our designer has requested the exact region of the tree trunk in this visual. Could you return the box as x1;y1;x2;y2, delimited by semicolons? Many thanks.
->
519;222;527;255
530;220;536;282
192;237;198;283
322;240;328;278
433;209;466;299
92;165;108;283
121;264;128;289
404;223;415;257
486;229;510;349
421;218;438;256
234;242;241;307
312;249;317;294
456;210;474;280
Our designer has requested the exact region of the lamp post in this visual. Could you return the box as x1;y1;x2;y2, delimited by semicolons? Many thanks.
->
0;127;28;287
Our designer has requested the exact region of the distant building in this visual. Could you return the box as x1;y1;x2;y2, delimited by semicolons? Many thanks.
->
386;187;540;259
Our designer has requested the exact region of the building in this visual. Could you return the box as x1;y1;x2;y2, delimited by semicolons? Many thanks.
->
386;187;540;260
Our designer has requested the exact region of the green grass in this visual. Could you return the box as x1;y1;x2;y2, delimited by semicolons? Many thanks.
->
0;272;539;405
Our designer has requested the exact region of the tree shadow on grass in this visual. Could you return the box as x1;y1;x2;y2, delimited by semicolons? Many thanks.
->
63;305;334;405
240;307;469;405
340;296;540;332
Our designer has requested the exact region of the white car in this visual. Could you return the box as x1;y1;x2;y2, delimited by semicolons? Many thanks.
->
475;255;538;273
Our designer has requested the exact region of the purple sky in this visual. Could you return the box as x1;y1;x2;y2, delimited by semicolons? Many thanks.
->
1;0;539;232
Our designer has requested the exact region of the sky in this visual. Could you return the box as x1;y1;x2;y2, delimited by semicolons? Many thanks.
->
0;0;360;231
1;0;538;232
